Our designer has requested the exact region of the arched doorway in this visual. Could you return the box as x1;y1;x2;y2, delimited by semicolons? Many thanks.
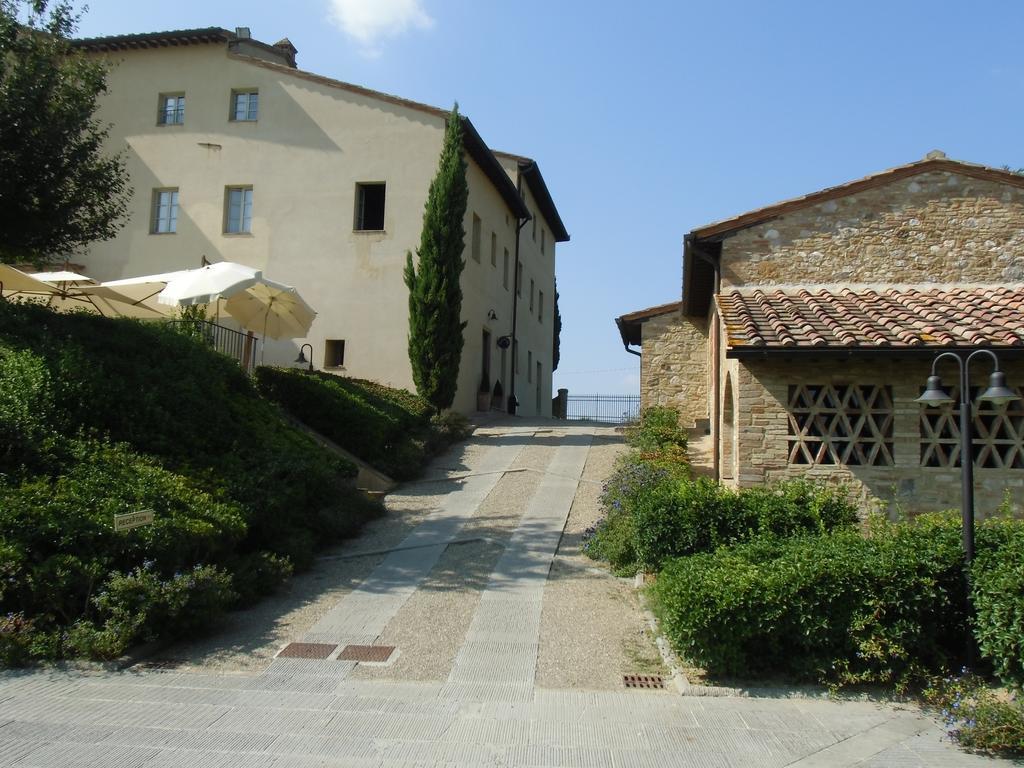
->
722;373;736;482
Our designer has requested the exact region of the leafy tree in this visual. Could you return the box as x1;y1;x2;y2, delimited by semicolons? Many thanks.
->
403;104;469;412
0;0;130;267
552;278;561;371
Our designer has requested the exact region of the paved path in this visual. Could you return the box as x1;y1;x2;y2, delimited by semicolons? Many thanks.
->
0;422;1001;767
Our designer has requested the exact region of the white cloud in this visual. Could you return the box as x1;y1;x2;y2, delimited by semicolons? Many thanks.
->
328;0;434;54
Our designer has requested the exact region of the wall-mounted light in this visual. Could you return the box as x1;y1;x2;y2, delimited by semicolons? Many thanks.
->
294;343;314;372
487;309;498;321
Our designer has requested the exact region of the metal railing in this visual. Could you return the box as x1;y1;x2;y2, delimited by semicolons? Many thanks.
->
167;320;258;373
566;394;641;424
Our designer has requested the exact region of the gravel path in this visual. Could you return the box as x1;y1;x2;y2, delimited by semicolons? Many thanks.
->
535;429;668;691
154;424;665;689
352;444;553;682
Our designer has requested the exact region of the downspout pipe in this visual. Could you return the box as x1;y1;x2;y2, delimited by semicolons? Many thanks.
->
508;167;532;414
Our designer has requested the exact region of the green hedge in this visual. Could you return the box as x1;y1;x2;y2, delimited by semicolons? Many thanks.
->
0;302;381;663
651;513;1023;688
972;523;1024;691
255;367;394;463
586;454;858;573
255;366;463;480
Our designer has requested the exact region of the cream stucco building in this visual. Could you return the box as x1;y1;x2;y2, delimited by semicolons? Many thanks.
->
73;27;568;416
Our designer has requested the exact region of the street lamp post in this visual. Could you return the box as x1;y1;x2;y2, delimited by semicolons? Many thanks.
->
916;349;1020;566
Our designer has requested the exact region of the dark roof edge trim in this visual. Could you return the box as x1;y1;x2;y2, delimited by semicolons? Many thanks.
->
495;152;569;242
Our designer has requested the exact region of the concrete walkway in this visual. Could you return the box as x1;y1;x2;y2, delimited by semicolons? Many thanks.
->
0;422;1002;767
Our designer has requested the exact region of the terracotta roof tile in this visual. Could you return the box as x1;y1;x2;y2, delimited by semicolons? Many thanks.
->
718;285;1024;352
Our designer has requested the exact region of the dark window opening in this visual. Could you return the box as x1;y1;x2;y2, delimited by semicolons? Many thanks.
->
355;183;386;231
325;339;346;367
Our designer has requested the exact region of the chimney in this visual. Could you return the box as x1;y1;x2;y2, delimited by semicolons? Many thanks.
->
234;26;251;39
274;37;298;67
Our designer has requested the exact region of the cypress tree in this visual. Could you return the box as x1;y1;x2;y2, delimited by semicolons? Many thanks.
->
404;104;469;412
552;279;562;371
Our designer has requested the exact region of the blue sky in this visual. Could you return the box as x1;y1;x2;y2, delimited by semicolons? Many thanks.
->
74;1;1024;395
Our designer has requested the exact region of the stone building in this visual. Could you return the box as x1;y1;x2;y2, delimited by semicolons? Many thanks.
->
617;153;1024;514
72;28;568;416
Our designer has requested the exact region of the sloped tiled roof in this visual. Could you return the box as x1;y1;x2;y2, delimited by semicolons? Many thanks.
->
717;285;1024;353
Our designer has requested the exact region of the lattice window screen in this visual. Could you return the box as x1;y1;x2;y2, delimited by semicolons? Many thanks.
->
920;386;1024;469
787;384;894;466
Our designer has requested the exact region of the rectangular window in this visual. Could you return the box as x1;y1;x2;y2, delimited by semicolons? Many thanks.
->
231;90;259;121
471;214;482;262
529;279;535;313
532;209;537;241
527;350;533;382
224;186;253;234
516;263;523;297
503;249;510;290
541;228;546;255
538;290;544;323
158;93;185;125
324;339;345;368
150;188;178;234
354;183;385;231
490;232;497;267
787;384;894;466
920;385;1024;468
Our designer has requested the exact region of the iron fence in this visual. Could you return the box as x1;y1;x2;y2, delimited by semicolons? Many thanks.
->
167;320;259;373
566;394;641;424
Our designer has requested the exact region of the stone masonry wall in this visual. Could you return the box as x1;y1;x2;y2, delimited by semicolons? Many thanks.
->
734;356;1024;517
720;172;1024;287
640;312;709;428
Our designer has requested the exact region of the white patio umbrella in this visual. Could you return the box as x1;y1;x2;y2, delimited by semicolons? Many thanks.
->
156;262;262;307
101;262;316;339
221;278;316;340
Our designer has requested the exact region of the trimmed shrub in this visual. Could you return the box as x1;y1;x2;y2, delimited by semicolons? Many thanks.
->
255;366;393;462
586;458;858;573
972;525;1024;691
650;513;975;687
256;366;468;480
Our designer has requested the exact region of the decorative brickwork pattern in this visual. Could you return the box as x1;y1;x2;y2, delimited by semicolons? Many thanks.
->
920;387;1024;469
787;384;894;466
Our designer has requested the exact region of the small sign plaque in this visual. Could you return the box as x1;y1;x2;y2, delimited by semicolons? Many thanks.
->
114;510;155;532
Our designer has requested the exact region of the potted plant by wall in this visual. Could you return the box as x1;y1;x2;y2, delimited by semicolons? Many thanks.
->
491;379;504;411
477;373;491;411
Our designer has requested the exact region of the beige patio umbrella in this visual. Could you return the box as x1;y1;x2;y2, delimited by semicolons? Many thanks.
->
221;278;316;340
0;264;169;319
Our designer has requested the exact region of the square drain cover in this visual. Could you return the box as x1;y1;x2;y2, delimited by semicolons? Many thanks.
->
278;642;337;659
624;674;665;689
338;645;395;663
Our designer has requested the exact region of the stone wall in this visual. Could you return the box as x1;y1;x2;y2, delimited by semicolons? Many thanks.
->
733;355;1024;517
640;312;709;428
720;171;1024;288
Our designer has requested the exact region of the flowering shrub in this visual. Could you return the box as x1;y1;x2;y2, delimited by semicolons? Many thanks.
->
925;670;1024;755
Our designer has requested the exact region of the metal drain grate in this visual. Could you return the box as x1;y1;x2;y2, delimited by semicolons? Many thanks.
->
277;642;337;659
623;674;665;689
338;645;395;663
